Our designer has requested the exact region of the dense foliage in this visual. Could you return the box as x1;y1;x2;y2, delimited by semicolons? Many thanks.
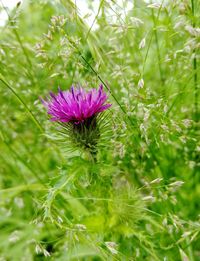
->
0;0;199;260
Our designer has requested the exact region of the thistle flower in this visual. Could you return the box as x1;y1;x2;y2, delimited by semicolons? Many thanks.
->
42;84;111;157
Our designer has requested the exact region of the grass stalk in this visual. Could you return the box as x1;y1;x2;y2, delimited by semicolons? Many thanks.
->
191;0;198;122
3;138;46;185
0;75;44;132
151;9;165;89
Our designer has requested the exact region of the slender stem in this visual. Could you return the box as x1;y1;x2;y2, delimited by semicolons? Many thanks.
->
3;138;46;186
80;54;135;126
191;0;198;122
142;31;154;74
0;76;44;132
193;58;198;121
151;9;165;88
85;0;104;40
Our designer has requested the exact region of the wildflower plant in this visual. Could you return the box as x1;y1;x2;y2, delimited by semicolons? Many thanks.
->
42;84;111;159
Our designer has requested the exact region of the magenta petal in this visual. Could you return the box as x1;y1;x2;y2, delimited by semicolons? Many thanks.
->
42;85;112;123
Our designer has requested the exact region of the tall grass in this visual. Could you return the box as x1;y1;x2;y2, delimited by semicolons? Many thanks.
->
0;0;199;260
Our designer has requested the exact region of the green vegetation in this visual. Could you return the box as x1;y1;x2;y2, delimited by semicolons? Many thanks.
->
0;0;199;260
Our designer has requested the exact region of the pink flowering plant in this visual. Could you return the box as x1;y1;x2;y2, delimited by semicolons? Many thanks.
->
42;84;111;157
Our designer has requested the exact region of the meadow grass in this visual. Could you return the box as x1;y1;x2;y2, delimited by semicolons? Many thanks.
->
0;0;199;260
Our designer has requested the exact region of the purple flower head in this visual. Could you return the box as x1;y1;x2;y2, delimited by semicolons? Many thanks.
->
42;84;111;124
42;84;112;156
